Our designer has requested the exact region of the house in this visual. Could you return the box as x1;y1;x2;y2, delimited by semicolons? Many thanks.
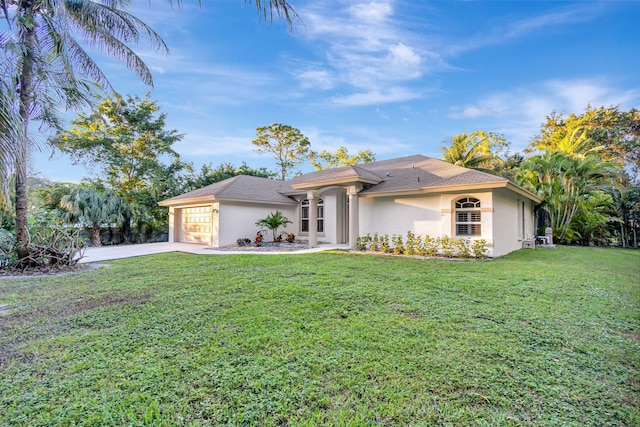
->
158;154;542;257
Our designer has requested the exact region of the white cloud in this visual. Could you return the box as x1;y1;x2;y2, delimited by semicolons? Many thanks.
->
333;87;421;106
448;78;640;149
446;3;606;55
291;0;438;105
451;78;638;120
348;1;393;22
297;69;335;90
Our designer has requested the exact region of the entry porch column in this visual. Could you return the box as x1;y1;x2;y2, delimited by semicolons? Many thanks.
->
347;185;362;249
307;191;318;247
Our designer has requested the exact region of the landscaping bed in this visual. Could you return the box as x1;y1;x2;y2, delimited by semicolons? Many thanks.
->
216;241;310;252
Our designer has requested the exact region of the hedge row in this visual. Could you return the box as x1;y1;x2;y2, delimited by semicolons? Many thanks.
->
355;231;489;259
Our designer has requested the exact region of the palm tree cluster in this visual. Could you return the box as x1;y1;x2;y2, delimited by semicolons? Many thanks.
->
0;0;297;261
442;106;639;247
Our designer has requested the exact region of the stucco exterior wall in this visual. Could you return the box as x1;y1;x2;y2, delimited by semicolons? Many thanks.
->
218;202;297;247
358;191;498;256
491;188;535;257
358;194;444;237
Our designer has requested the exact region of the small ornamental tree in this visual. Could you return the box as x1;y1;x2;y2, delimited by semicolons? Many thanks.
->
60;188;128;247
255;211;292;241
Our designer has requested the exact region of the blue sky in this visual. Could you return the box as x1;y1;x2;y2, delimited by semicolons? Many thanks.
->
33;0;640;182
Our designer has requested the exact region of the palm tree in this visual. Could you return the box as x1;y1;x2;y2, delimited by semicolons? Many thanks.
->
551;127;603;158
255;210;292;241
518;152;611;242
0;0;297;259
60;187;127;247
441;131;504;173
0;78;20;212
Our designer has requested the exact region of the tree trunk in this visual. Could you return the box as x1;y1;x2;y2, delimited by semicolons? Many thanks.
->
92;225;102;247
15;5;36;259
120;213;132;243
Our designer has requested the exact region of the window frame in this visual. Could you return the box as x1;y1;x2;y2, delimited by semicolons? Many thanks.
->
300;198;324;234
455;197;481;236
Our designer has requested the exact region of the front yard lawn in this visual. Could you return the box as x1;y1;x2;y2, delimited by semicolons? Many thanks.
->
0;246;638;426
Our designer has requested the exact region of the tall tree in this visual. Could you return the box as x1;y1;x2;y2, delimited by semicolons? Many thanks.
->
1;0;167;257
441;130;508;174
309;146;376;170
52;94;188;241
517;152;611;243
0;0;298;258
529;105;640;180
0;79;22;212
182;162;276;192
252;123;311;180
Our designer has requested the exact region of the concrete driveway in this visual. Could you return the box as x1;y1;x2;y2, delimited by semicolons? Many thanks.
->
79;242;349;263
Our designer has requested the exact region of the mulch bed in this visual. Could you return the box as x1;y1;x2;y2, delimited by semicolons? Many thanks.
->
215;241;310;252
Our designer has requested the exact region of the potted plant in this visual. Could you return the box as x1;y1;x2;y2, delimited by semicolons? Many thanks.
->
237;237;251;246
254;232;263;247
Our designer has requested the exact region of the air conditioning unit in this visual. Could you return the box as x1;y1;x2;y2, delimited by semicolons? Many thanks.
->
522;240;535;249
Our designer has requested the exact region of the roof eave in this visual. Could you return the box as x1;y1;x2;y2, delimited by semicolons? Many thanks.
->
360;180;542;203
291;177;381;190
158;196;217;207
215;196;297;206
504;182;543;204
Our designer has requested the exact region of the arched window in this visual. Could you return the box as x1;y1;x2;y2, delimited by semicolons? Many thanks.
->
455;197;481;236
301;199;324;233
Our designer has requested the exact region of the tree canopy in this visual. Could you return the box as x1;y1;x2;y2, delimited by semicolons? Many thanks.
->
529;105;639;180
252;123;311;180
441;130;508;174
309;146;376;170
52;94;189;241
182;162;276;192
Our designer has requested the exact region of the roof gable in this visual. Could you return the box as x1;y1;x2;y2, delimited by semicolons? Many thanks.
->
159;175;296;206
357;155;509;195
286;164;383;191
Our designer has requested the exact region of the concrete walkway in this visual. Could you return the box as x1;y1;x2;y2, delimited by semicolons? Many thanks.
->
79;242;350;263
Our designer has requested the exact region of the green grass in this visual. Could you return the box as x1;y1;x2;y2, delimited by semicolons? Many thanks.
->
0;247;638;426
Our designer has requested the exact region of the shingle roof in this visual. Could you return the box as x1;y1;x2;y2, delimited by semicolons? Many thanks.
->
160;154;532;206
290;164;383;185
159;175;296;205
354;154;508;195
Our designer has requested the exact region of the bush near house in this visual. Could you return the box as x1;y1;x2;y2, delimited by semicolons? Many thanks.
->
357;232;489;259
255;210;292;242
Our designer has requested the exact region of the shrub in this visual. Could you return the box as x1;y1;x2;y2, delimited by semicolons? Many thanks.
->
354;232;490;260
441;236;454;258
472;239;489;259
392;234;404;255
405;231;418;255
236;238;251;246
379;234;390;253
423;235;438;257
0;224;86;272
370;232;380;252
455;237;472;259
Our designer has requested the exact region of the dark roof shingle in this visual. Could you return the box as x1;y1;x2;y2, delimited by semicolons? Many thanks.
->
160;175;296;205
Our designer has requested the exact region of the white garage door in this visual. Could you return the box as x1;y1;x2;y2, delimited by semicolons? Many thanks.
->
179;206;212;244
